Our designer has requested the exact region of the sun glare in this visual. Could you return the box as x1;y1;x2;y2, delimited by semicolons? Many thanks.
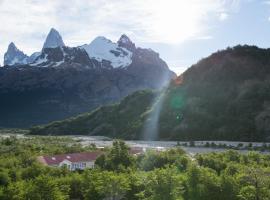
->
137;0;222;43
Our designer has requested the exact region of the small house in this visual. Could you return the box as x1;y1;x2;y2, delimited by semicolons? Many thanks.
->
37;151;102;170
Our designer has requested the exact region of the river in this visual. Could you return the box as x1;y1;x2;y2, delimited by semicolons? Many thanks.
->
1;134;270;155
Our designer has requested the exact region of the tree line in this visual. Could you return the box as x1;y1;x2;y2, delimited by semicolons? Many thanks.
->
0;137;270;199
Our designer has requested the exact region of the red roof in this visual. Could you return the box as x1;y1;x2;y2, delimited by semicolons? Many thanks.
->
38;151;103;165
38;148;145;166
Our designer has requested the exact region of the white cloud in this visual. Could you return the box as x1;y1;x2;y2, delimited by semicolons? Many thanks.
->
219;12;229;21
0;0;241;65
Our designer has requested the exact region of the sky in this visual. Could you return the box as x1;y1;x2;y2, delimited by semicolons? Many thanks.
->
0;0;270;74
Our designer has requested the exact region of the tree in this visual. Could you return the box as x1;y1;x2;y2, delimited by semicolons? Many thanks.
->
26;175;68;200
95;140;135;171
238;186;257;200
0;171;10;187
123;172;146;200
237;167;270;200
142;167;184;200
82;170;105;200
185;165;222;200
21;162;45;180
220;175;239;200
4;181;26;200
82;170;130;200
68;173;83;199
138;148;188;171
102;172;130;200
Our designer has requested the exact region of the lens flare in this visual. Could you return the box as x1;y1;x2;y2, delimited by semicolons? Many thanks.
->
142;89;167;140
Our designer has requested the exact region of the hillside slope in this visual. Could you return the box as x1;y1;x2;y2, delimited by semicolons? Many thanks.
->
30;90;157;139
31;45;270;141
160;45;270;141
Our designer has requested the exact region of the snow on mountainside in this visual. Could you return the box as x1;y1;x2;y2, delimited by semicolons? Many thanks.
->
3;28;133;69
2;28;173;74
30;46;95;68
28;52;41;63
4;42;29;66
80;36;133;68
3;28;64;67
42;28;65;49
4;42;41;66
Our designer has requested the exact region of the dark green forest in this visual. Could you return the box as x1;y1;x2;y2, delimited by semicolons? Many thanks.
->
0;136;270;200
30;45;270;142
30;90;157;139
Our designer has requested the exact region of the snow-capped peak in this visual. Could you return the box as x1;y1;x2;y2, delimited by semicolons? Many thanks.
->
42;28;65;49
80;36;133;68
94;36;112;43
4;42;29;66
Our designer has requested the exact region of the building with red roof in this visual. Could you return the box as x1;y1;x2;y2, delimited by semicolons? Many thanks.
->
37;151;103;170
37;147;144;171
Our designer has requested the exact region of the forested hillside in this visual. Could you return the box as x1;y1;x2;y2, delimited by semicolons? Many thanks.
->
30;90;157;139
31;45;270;141
160;45;270;141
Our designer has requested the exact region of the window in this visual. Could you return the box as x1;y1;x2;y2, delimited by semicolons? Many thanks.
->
82;163;86;168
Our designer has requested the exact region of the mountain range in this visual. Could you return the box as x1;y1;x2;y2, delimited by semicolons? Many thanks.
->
0;28;175;127
31;45;270;142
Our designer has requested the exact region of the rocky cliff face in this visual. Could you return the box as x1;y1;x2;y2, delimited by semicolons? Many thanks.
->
4;42;29;66
4;43;40;66
42;28;65;49
0;28;175;127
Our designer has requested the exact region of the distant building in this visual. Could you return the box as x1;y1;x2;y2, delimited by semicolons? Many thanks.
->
37;152;102;171
37;147;144;171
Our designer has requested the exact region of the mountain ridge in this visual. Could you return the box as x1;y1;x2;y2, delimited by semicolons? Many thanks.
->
0;28;175;128
30;45;270;142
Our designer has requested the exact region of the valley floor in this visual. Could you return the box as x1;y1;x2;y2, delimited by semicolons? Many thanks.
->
1;130;270;154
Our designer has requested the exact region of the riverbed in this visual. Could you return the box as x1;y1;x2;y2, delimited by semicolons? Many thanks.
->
1;134;270;155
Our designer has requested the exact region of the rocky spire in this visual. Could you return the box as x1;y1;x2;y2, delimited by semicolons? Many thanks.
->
42;28;65;49
4;42;28;66
117;34;136;51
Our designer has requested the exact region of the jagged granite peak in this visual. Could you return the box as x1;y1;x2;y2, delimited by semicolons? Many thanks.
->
31;46;96;68
42;28;65;49
4;42;29;66
117;34;136;51
118;34;131;43
8;42;16;50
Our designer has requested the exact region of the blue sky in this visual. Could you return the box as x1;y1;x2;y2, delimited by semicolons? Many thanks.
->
0;0;269;74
